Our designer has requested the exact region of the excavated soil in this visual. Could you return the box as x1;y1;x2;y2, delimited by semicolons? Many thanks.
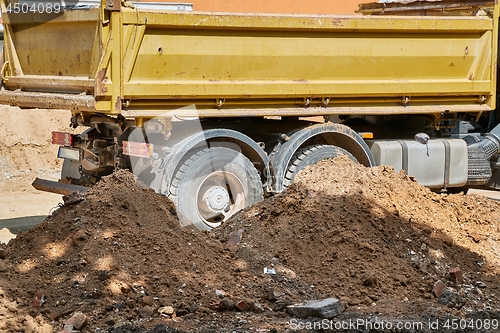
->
218;157;500;318
1;157;500;332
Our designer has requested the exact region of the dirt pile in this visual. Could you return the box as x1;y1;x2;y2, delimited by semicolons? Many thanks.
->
0;170;313;332
217;157;500;317
1;158;500;332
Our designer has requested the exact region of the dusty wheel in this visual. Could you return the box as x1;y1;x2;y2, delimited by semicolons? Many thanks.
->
283;144;357;188
170;147;263;230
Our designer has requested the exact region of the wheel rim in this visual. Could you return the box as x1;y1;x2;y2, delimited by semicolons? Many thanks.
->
195;171;246;228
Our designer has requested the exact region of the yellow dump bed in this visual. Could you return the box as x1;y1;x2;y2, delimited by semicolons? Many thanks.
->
0;0;497;119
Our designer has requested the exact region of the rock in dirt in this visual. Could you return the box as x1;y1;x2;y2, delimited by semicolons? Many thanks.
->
104;317;116;326
227;229;244;246
438;288;466;309
222;298;235;311
141;295;154;306
0;260;7;272
139;306;154;318
62;192;84;206
41;324;54;333
448;267;463;284
476;281;487;288
158;306;175;317
362;273;378;287
65;312;88;330
287;298;344;319
433;280;447;298
252;301;265;313
236;300;252;312
189;303;198;313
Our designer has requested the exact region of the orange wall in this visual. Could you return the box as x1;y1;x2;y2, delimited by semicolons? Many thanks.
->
140;0;363;14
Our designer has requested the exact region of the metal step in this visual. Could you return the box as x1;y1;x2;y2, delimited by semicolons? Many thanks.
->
32;178;89;196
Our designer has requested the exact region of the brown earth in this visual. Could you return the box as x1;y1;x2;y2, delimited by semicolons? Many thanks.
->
0;171;317;333
0;158;500;332
218;157;500;317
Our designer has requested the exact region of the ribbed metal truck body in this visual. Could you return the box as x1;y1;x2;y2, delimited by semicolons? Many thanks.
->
0;1;497;120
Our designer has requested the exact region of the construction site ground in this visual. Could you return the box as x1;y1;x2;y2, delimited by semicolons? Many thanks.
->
1;105;500;333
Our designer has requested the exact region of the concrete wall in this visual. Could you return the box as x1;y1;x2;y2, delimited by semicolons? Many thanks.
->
139;0;363;14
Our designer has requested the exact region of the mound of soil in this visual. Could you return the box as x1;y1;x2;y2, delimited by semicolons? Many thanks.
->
217;157;500;317
0;170;313;332
1;157;500;332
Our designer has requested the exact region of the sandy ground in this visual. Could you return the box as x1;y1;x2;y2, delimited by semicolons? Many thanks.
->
0;105;69;243
0;179;63;244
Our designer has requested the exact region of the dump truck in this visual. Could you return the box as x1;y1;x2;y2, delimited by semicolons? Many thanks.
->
1;0;499;229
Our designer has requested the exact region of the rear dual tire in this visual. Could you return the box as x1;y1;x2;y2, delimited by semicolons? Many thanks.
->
283;144;357;188
169;147;264;230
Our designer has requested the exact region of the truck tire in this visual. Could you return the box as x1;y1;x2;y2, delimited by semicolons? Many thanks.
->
283;144;357;188
170;147;264;230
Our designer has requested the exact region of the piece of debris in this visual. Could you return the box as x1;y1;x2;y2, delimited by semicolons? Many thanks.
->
215;289;225;297
62;192;85;206
51;308;77;321
448;267;463;284
362;273;378;287
227;229;245;246
139;305;154;318
236;300;252;312
287;298;344;319
264;267;276;275
207;298;225;311
267;289;281;302
433;280;447;298
32;292;46;311
438;288;466;309
64;312;88;330
158;306;175;317
476;281;487;288
252;301;265;313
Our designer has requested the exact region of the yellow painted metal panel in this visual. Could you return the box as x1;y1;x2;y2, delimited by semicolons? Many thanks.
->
1;6;100;93
121;10;493;32
119;104;492;118
128;30;490;84
123;80;492;98
0;3;497;116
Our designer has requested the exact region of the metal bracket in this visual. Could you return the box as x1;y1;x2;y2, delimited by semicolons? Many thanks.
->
106;0;121;11
433;114;441;130
1;61;9;82
216;99;225;108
